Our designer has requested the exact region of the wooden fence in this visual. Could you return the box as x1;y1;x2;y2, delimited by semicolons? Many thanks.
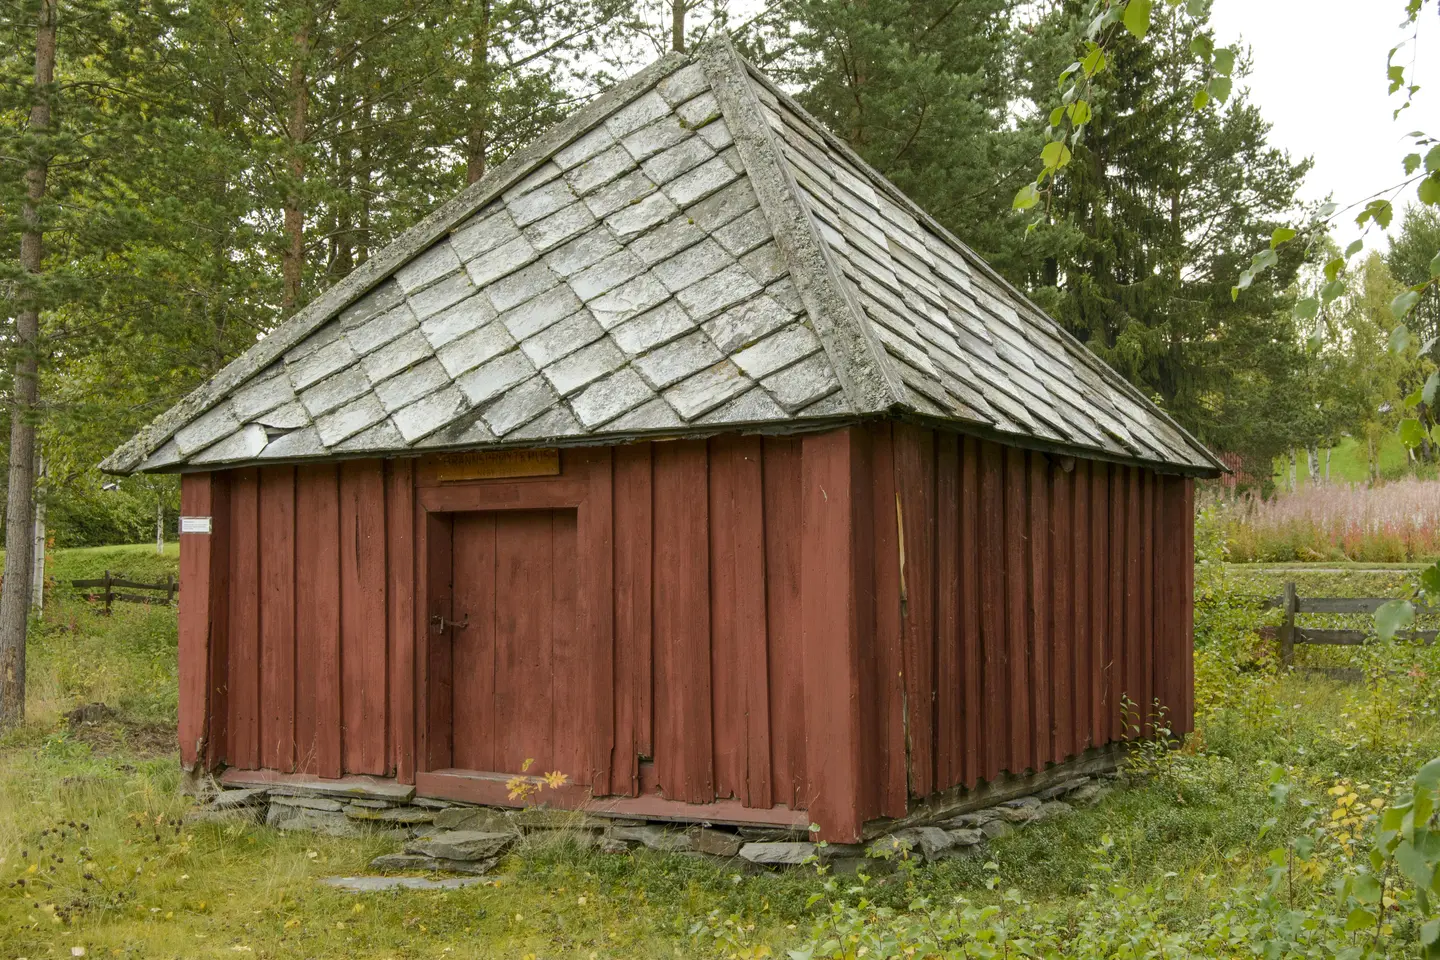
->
1266;582;1437;665
72;570;178;614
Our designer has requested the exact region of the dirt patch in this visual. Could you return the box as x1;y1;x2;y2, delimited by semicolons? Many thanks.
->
67;707;176;759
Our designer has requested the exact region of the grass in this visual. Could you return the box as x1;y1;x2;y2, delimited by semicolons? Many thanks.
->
3;541;1440;957
1271;434;1417;488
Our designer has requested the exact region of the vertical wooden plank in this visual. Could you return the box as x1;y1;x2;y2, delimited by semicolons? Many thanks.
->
868;424;907;817
1091;464;1111;747
1182;478;1196;734
340;460;388;775
258;466;297;772
1108;465;1127;742
893;424;937;798
1124;467;1142;738
386;459;416;782
709;437;745;802
451;512;496;772
653;440;714;804
708;436;771;808
1026;452;1051;772
958;436;982;788
296;464;341;777
1002;447;1030;773
179;474;227;771
612;444;653;795
577;447;614;793
978;441;1008;781
801;428;868;841
934;432;961;790
491;510;556;771
551;508;583;781
1072;461;1092;753
1155;477;1180;735
763;436;806;808
1139;469;1155;737
1050;460;1072;765
227;468;260;770
422;512;454;771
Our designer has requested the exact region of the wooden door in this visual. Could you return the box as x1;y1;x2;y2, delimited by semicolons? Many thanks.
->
448;508;582;779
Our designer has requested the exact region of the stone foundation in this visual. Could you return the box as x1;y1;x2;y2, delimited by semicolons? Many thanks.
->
185;772;1119;876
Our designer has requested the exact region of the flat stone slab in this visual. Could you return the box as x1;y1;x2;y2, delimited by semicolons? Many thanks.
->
344;804;434;824
370;853;497;876
271;795;344;812
211;787;270;809
320;875;486;892
266;805;371;837
184;806;262;826
738;841;815;865
405;830;514;861
230;775;416;804
606;824;692;852
433;807;516;832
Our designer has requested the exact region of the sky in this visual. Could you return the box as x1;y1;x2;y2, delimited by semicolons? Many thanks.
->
1208;0;1440;254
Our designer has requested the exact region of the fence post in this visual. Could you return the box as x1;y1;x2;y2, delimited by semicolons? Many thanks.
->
1279;581;1296;667
103;569;113;616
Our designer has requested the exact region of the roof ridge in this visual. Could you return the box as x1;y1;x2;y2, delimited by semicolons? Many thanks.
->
101;52;691;475
696;39;904;416
734;59;1224;474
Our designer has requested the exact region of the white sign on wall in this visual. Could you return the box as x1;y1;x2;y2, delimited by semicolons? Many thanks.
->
180;516;212;535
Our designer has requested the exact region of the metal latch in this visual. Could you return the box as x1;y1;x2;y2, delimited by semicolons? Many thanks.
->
430;613;469;634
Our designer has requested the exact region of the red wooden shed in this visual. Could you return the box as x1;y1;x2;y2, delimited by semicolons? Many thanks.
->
105;41;1221;842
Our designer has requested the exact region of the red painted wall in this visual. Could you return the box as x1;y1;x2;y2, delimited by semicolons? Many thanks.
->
178;423;1195;840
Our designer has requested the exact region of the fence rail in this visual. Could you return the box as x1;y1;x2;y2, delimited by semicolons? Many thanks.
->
72;570;177;614
1265;582;1436;664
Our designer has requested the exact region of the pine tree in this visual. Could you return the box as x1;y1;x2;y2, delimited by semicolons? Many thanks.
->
1018;3;1310;453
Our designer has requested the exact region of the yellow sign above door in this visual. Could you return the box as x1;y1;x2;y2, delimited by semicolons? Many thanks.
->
432;449;561;482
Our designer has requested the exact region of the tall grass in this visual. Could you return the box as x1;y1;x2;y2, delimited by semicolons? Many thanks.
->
1216;477;1440;563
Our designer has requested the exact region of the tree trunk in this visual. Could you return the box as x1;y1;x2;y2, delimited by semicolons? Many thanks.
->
672;0;686;52
1306;445;1321;486
1287;450;1297;491
31;452;45;615
156;496;164;554
281;25;310;313
1324;447;1332;483
0;0;57;730
465;0;493;185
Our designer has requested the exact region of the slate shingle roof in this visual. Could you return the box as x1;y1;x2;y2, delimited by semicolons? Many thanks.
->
104;42;1220;476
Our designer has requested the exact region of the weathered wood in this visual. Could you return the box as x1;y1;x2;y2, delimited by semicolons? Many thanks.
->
386;458;416;783
1050;459;1073;764
801;427;869;842
708;435;771;808
228;468;260;769
894;424;937;798
577;448;615;795
612;443;653;796
867;423;908;817
1279;581;1297;667
763;436;807;809
421;511;454;771
934;431;961;788
178;474;220;771
450;511;497;772
957;435;983;788
861;744;1124;840
977;441;1008;782
340;460;389;775
295;464;341;777
1002;446;1030;773
258;466;297;773
653;440;714;804
1026;451;1051;771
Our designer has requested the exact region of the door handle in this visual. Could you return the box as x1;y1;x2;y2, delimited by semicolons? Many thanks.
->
430;613;468;634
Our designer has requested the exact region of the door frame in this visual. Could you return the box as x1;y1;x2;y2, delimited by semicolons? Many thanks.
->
412;447;614;796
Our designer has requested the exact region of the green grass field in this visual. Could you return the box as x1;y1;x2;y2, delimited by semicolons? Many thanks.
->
1271;433;1421;488
2;544;1438;958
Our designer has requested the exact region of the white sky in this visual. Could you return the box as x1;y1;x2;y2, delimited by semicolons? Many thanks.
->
1208;0;1440;253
